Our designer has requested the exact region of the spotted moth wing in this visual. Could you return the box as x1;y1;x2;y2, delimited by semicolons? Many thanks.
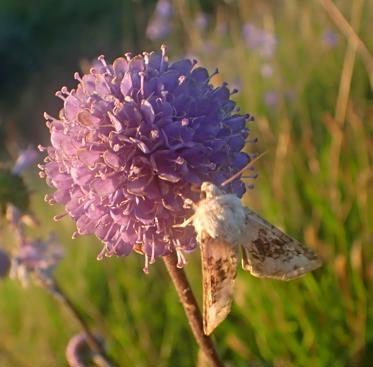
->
201;234;238;335
242;208;322;280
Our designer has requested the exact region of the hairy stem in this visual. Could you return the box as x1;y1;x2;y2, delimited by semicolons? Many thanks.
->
163;252;224;367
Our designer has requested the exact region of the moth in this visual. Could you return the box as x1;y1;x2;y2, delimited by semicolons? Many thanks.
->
176;163;322;335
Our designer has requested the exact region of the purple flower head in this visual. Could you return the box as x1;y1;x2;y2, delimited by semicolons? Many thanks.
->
146;0;172;41
242;23;277;58
10;238;63;286
12;147;39;175
0;248;11;278
39;46;253;271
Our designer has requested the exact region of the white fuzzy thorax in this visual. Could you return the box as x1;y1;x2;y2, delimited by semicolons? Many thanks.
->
193;183;246;245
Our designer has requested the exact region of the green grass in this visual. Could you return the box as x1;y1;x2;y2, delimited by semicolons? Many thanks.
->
1;1;373;366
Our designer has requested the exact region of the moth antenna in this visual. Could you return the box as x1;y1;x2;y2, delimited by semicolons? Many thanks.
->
221;151;267;187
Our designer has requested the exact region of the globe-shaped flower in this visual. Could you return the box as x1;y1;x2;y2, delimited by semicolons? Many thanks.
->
39;46;254;272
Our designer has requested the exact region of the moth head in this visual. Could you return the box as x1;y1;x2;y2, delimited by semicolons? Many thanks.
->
200;182;224;199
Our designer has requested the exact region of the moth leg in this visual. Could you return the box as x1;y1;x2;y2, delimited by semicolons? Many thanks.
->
172;215;195;228
173;198;197;228
240;245;251;271
183;198;196;209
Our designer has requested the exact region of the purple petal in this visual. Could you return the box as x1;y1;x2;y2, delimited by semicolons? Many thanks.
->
71;166;93;186
50;172;74;189
92;176;121;196
120;222;138;243
232;152;250;169
103;150;122;170
113;57;128;78
110;210;131;226
120;73;133;97
77;110;101;128
161;192;183;211
64;94;81;120
224;115;248;132
169;59;193;75
95;74;111;97
77;149;102;167
230;179;246;197
134;198;156;224
140;100;155;124
53;189;70;204
112;240;133;256
127;156;156;195
151;150;183;183
76;214;97;234
227;135;246;152
190;67;209;83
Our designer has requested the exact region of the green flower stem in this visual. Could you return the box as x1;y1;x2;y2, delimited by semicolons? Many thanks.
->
163;252;224;367
44;277;114;367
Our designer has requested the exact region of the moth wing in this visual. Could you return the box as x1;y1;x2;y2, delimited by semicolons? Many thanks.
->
201;234;238;335
242;209;322;280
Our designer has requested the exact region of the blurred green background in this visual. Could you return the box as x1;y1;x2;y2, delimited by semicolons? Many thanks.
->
1;0;373;366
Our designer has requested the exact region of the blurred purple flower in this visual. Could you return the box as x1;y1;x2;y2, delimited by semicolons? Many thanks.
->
216;21;227;35
66;333;103;367
264;90;278;107
5;204;22;226
146;0;172;41
242;23;277;58
5;203;38;228
0;249;11;278
154;0;172;17
39;46;253;271
260;63;273;78
12;147;38;175
323;30;339;48
194;12;209;32
10;238;63;286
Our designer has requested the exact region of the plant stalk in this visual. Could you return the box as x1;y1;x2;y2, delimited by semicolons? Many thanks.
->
163;252;224;367
42;276;114;367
